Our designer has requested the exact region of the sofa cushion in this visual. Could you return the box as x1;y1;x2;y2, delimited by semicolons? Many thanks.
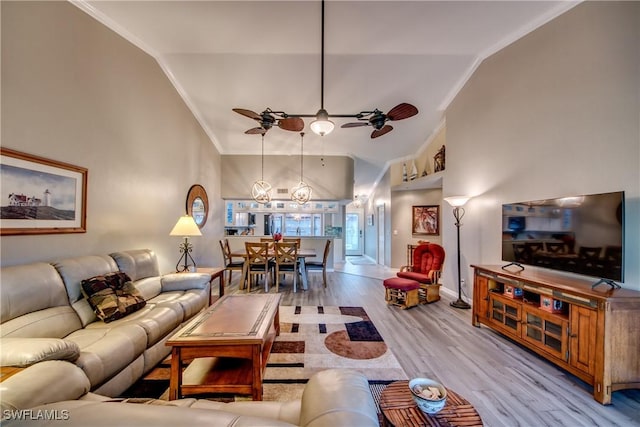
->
0;263;71;324
0;337;80;367
133;276;163;301
81;272;146;323
149;289;208;320
53;255;120;304
85;305;183;347
110;249;160;282
64;324;148;387
0;306;83;339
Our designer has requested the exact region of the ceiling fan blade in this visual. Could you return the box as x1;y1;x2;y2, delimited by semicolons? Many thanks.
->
387;103;418;121
233;108;262;120
371;125;393;139
278;117;304;132
245;127;267;135
341;122;370;128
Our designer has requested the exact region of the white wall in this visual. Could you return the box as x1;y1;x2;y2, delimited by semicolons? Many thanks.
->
444;1;640;292
1;2;223;271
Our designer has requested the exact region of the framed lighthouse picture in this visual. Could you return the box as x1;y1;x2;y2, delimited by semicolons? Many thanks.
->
1;148;87;235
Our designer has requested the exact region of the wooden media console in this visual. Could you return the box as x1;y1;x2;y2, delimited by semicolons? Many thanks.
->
472;265;640;405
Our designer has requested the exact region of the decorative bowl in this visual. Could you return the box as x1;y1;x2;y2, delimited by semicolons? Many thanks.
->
408;378;447;415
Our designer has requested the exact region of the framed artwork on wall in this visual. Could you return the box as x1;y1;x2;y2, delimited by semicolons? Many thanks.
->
1;148;87;235
412;205;439;235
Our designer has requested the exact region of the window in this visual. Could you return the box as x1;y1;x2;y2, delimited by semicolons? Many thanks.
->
272;213;323;236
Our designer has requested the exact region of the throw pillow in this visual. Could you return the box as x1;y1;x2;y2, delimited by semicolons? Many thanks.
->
81;272;146;323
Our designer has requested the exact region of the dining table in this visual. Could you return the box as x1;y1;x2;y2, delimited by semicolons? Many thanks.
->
230;246;317;291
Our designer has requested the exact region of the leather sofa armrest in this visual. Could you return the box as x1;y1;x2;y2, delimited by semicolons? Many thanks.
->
299;369;379;427
0;360;90;412
0;338;80;367
161;273;211;292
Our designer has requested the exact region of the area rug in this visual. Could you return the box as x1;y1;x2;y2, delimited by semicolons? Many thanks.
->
122;306;407;403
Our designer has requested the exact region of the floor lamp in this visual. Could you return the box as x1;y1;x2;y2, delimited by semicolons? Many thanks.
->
444;196;471;309
169;215;202;272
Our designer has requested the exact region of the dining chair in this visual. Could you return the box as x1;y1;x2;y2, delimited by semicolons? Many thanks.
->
282;237;301;246
244;242;271;292
305;239;331;288
219;239;244;285
273;242;299;292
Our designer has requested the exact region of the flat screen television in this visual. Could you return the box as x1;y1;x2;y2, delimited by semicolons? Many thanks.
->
502;191;624;283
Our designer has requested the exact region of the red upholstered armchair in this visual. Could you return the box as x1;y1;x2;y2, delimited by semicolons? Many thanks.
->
397;243;445;303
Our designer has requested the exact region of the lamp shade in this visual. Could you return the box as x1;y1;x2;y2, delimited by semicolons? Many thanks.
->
444;196;470;207
169;215;202;237
310;109;334;136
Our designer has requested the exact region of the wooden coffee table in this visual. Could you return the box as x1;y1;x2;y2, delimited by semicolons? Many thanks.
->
166;293;280;401
379;380;483;426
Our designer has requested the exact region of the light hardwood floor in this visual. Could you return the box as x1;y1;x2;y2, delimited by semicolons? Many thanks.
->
223;261;640;427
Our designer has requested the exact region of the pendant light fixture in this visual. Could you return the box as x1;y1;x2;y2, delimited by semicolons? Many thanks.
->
291;132;312;204
251;134;272;204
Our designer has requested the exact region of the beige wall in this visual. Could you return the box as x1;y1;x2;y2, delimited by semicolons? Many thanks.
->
390;189;443;268
1;1;222;270
221;154;353;201
444;1;640;292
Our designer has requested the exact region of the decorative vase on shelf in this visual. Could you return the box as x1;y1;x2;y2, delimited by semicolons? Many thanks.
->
402;163;408;182
410;162;418;181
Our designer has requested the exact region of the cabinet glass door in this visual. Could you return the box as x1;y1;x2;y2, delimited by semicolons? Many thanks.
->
522;306;568;361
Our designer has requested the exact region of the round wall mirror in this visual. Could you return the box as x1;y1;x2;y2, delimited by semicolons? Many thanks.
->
186;184;209;229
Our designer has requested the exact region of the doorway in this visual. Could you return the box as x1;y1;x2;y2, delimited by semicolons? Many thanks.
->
377;204;385;265
345;211;363;256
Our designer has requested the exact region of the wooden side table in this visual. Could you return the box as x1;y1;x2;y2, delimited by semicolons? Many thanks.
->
195;267;225;305
379;380;483;427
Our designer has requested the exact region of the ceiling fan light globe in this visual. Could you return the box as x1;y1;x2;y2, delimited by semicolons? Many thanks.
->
310;109;334;136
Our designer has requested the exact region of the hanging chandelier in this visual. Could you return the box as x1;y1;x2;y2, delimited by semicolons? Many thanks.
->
291;132;312;205
251;134;272;204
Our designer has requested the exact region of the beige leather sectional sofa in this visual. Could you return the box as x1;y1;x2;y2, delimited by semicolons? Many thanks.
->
2;362;379;426
0;249;380;426
0;249;211;397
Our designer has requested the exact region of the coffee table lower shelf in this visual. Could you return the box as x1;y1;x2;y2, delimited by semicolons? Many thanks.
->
170;327;277;400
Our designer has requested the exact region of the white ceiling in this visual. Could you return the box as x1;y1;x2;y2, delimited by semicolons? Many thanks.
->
76;0;578;197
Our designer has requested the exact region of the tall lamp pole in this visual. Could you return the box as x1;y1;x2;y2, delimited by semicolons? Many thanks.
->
445;196;471;309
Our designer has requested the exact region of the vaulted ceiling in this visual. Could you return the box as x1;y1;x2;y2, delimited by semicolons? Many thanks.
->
76;1;578;197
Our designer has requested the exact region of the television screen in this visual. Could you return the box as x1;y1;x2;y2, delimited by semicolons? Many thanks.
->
502;191;624;282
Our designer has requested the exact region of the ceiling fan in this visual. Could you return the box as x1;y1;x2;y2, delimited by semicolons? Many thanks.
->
341;103;419;139
232;108;304;135
232;0;417;139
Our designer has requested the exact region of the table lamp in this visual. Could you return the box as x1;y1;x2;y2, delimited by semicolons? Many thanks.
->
169;215;202;272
